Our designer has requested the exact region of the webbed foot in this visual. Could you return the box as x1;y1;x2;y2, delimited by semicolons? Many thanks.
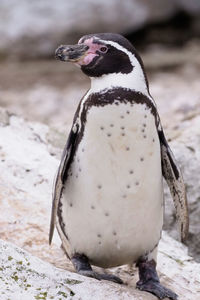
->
71;253;123;284
137;279;178;299
136;259;178;300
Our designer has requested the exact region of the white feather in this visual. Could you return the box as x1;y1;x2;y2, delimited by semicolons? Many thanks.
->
59;102;163;268
89;39;149;97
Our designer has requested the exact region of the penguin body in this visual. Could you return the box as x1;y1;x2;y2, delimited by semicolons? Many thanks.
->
50;33;188;300
57;88;163;268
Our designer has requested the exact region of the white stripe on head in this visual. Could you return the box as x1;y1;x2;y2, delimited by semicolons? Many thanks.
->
89;37;150;98
76;36;155;123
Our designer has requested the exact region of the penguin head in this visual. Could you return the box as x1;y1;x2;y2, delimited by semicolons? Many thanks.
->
55;33;149;93
77;33;136;77
56;33;145;75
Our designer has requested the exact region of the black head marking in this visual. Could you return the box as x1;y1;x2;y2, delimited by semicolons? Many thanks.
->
79;33;135;76
79;33;149;91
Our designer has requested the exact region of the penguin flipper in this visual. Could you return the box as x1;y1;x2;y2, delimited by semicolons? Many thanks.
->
158;128;189;242
49;123;79;244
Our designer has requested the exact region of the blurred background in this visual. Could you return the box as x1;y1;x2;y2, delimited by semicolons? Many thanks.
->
0;0;200;129
0;0;200;268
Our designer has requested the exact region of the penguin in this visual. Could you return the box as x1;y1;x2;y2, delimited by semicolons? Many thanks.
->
49;33;189;300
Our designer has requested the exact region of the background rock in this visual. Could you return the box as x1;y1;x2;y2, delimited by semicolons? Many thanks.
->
163;115;200;261
0;0;200;58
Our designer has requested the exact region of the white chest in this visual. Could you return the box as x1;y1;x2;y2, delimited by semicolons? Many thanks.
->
59;102;163;267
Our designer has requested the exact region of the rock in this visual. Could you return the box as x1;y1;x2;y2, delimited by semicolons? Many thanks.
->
0;112;66;268
149;64;200;262
163;115;200;261
0;234;200;300
0;110;200;299
0;0;200;58
0;233;200;300
147;63;200;261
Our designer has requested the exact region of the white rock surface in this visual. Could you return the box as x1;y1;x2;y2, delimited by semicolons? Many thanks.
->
0;108;200;299
0;232;200;300
0;108;63;266
0;0;200;57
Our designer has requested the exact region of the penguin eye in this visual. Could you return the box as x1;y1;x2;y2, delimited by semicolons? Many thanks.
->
99;46;108;53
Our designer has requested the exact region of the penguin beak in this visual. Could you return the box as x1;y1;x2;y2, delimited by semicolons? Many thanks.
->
55;44;89;62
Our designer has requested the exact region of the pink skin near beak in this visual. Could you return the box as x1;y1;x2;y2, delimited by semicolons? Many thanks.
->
77;38;103;66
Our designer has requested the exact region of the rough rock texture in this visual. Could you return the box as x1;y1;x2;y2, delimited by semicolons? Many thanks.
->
163;116;200;261
0;109;62;266
0;233;200;300
0;110;200;299
0;0;200;57
149;64;200;262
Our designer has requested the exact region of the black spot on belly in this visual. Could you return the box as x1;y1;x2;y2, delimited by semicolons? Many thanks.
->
129;169;134;174
70;90;157;189
97;234;102;238
121;133;125;136
91;205;95;210
110;124;114;127
107;133;112;137
126;184;131;189
97;184;102;189
140;157;144;161
126;147;130;151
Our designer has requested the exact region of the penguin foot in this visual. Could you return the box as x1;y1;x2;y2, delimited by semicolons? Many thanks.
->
137;280;178;300
79;270;123;284
71;253;123;284
136;259;178;300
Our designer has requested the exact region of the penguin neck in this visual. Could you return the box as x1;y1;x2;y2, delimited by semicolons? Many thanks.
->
90;65;149;97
